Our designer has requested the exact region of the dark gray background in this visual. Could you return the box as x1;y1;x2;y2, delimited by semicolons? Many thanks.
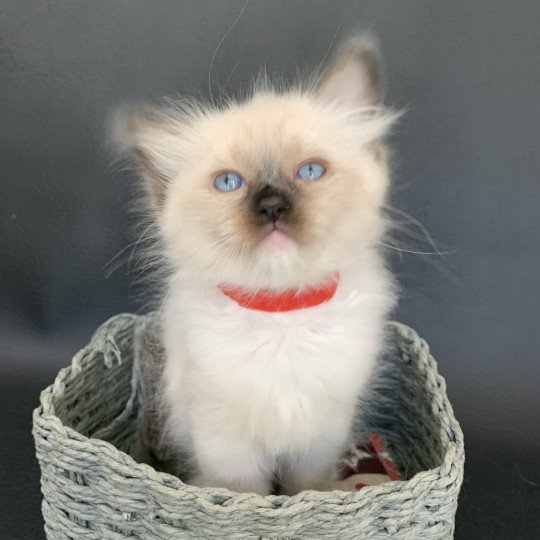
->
1;1;539;538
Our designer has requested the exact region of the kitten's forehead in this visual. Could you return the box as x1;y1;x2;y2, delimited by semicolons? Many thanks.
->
206;95;325;178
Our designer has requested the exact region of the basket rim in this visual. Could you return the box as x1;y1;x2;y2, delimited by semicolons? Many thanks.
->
33;312;464;511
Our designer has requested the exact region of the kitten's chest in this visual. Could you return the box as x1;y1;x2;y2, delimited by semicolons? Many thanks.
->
165;292;380;451
178;294;370;383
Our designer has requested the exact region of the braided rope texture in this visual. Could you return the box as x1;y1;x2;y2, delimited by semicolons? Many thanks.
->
32;313;464;539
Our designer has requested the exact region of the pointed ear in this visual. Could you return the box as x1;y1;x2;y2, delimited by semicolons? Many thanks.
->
317;34;383;108
113;105;185;210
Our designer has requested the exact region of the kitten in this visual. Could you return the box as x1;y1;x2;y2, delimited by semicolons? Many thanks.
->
120;34;397;496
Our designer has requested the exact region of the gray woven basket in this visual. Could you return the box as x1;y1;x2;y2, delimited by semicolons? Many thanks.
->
33;313;464;539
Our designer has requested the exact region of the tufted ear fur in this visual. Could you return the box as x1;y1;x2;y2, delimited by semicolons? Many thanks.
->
113;105;187;211
317;33;383;109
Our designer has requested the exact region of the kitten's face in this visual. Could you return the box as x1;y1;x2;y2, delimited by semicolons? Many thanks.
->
123;36;394;289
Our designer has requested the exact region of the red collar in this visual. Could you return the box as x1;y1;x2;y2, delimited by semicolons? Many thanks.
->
218;273;339;312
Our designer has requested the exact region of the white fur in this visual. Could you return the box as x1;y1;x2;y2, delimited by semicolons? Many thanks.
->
160;250;394;495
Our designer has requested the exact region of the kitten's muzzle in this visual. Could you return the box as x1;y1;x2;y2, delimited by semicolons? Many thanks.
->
254;186;291;223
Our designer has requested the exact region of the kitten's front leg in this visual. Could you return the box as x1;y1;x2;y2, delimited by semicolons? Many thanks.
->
189;429;272;496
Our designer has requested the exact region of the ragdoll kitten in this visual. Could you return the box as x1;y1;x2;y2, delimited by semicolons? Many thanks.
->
121;35;396;496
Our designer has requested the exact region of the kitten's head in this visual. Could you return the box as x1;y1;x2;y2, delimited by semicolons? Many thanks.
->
118;35;395;290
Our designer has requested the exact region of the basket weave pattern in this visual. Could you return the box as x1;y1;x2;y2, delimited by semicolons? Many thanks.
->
33;314;464;539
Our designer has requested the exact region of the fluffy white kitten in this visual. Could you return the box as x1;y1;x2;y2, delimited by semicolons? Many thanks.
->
122;35;397;496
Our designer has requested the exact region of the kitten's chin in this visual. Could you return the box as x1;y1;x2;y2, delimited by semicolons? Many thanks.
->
258;229;293;252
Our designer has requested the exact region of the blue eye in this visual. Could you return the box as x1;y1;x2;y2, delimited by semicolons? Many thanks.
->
214;172;245;192
296;161;326;181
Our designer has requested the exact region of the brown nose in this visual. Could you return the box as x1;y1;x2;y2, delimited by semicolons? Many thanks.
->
257;194;290;223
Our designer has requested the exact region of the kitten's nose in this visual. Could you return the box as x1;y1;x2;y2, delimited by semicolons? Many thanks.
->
257;194;290;223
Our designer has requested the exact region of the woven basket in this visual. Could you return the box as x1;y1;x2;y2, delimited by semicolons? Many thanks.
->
33;313;464;539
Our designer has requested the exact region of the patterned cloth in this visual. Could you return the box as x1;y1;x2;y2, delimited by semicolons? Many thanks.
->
335;433;401;491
